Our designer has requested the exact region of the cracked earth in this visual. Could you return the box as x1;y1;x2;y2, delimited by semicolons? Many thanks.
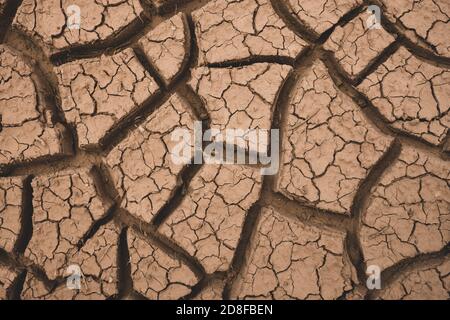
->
0;0;449;300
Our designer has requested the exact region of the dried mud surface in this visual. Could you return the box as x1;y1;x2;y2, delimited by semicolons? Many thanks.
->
0;0;449;300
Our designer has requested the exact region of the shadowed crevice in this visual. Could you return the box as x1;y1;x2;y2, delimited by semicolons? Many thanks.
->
0;151;102;178
270;46;317;191
352;41;401;86
133;45;168;90
49;0;212;66
269;0;317;43
13;176;33;254
97;13;199;155
132;12;192;90
347;139;402;285
321;50;450;160
263;190;352;232
116;209;207;280
50;15;151;66
316;4;366;44
150;16;211;228
151;162;204;227
223;202;262;300
0;248;58;294
207;55;296;68
6;269;26;300
181;271;227;300
5;29;69;125
150;0;212;17
270;0;366;45
366;0;450;68
76;203;117;251
366;244;450;300
117;227;133;298
0;0;23;43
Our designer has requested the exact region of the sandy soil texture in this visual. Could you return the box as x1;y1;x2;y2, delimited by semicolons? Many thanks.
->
0;0;449;300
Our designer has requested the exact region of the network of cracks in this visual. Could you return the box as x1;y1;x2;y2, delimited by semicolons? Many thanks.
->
0;0;449;300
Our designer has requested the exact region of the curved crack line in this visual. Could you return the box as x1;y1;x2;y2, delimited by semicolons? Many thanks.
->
49;0;212;66
151;162;205;227
366;244;450;300
181;271;227;300
0;151;103;178
347;138;402;285
115;208;207;280
97;13;198;154
207;55;296;68
148;12;212;228
270;0;366;45
270;0;318;43
351;41;402;86
365;0;450;68
151;0;213;16
0;247;58;296
223;202;262;300
321;50;450;160
263;190;352;233
5;269;26;300
1;29;75;169
50;15;151;66
132;12;192;89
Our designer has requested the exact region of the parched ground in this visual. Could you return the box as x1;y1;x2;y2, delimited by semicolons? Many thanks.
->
0;0;449;300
